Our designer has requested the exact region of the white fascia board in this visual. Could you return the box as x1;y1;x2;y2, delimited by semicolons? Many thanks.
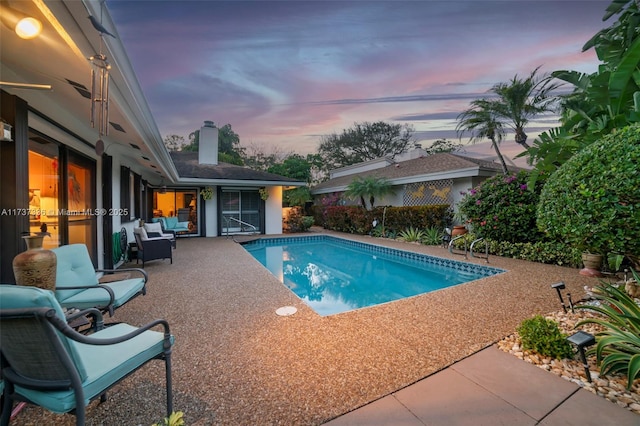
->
311;185;350;195
312;167;480;194
176;178;306;187
390;167;480;186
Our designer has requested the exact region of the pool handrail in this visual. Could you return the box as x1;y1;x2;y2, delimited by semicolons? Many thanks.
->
470;237;489;263
448;234;468;259
223;215;259;240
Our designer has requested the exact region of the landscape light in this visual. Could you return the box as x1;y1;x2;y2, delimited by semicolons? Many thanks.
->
551;282;567;313
567;331;596;382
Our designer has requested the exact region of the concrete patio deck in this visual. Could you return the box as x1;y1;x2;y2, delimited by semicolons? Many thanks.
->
11;231;638;425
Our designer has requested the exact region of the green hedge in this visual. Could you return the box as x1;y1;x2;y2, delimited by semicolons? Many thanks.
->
453;233;582;267
314;204;451;235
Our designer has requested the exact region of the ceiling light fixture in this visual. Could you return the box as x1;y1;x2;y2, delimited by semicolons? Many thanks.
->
0;3;43;40
15;16;42;39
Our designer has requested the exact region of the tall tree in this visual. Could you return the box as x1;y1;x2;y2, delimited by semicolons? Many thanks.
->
456;99;509;175
318;121;416;170
163;134;185;152
182;122;244;165
423;139;465;155
488;66;561;149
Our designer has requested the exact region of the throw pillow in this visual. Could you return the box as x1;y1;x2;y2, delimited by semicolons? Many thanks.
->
147;232;162;238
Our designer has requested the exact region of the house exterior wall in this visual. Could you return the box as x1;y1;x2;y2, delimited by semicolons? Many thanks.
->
203;189;217;237
265;186;283;235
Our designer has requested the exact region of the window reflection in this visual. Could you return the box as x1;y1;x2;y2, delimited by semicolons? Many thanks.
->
28;142;60;250
153;189;198;234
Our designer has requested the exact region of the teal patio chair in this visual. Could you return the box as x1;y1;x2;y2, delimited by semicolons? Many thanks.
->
51;244;148;316
0;285;173;425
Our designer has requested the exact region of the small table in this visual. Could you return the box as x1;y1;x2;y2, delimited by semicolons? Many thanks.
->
128;242;138;261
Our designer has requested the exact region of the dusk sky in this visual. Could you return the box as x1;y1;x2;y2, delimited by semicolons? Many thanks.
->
107;0;609;163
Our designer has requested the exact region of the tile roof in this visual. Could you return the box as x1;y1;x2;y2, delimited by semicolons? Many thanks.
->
170;151;303;183
312;153;522;192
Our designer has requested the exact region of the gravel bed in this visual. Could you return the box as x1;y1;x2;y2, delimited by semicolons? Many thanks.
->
497;303;640;415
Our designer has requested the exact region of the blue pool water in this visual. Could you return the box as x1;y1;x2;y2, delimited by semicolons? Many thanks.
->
242;235;505;316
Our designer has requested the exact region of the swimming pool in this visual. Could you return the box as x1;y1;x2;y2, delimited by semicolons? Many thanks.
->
242;235;505;316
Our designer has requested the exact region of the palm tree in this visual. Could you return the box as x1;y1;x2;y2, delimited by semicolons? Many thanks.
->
489;66;561;149
456;99;509;175
345;176;395;210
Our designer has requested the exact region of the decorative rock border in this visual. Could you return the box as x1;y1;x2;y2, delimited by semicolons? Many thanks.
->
498;309;640;415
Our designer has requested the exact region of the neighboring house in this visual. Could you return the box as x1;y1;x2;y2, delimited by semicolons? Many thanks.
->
311;148;522;213
0;0;302;283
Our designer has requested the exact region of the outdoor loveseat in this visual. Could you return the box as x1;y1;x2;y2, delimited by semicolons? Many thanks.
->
152;216;190;235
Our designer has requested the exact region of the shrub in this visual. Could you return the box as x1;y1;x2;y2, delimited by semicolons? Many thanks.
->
398;227;425;242
422;226;444;245
517;315;574;360
537;124;640;265
284;207;315;233
450;233;582;267
320;204;451;236
458;170;544;243
577;273;640;389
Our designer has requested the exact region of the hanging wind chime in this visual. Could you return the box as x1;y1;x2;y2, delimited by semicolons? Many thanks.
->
88;5;114;156
90;52;110;138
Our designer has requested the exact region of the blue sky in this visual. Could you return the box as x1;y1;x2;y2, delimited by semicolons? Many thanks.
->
107;0;609;161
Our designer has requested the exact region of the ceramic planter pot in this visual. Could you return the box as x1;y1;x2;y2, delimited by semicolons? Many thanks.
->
12;235;57;290
580;253;603;277
451;225;468;237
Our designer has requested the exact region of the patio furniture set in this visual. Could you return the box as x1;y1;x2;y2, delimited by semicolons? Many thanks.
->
0;243;175;424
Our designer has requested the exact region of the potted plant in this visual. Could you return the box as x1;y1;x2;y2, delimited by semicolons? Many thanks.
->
200;186;213;200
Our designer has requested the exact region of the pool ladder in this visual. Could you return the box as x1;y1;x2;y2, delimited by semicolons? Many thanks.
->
448;236;490;263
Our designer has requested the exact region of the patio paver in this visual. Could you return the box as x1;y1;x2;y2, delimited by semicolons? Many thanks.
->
324;346;639;426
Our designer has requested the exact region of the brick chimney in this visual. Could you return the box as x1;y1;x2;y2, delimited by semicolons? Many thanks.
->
198;120;219;165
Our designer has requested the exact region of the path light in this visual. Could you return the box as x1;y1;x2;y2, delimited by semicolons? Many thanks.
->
551;282;567;313
567;331;596;382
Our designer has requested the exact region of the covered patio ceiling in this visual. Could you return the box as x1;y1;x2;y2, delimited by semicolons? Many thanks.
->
0;0;176;183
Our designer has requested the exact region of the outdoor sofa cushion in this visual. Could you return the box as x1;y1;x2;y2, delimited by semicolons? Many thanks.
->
155;216;189;233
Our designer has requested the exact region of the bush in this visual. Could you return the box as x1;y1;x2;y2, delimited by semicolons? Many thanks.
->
284;207;315;233
537;124;640;265
458;171;544;243
319;205;451;236
398;227;425;242
517;315;574;359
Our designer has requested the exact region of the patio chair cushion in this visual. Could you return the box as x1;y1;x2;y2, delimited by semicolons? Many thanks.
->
57;278;145;310
52;244;146;312
53;244;99;301
143;222;174;241
15;322;173;413
0;285;89;380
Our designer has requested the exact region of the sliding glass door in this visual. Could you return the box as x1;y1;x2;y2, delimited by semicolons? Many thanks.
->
221;189;262;235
